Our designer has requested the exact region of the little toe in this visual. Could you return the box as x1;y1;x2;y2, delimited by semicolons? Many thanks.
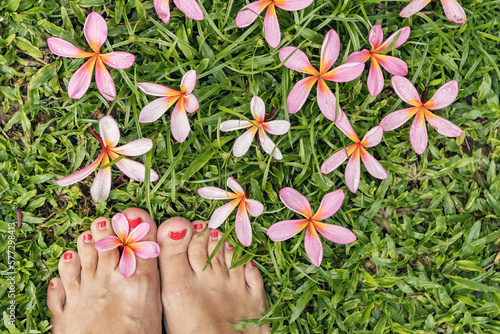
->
58;251;81;293
244;261;265;297
47;277;65;316
91;217;120;273
207;229;226;272
187;221;211;272
76;231;97;278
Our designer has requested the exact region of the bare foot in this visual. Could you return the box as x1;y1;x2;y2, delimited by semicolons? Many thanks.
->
157;218;270;334
47;208;162;334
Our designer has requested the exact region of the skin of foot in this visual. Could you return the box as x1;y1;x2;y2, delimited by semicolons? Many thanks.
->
157;217;270;334
46;208;162;334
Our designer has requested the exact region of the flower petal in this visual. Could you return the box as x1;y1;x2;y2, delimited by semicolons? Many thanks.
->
424;80;459;110
235;0;271;28
220;120;252;132
346;49;370;63
180;70;197;94
369;25;384;49
245;199;264;217
380;107;419;131
263;120;290;135
375;27;411;53
95;57;116;101
183;94;199;114
286;76;317;113
345;148;361;193
279;47;318;75
267;219;309;241
322;62;364;82
258;130;282;159
335;112;359;142
139;96;179;123
198;187;233;199
274;0;313;10
227;177;245;194
112;213;130;242
311;189;345;221
55;150;104;186
154;0;170;24
317;79;341;122
360;126;384;148
410;110;428;155
367;58;384;97
305;224;323;267
208;199;240;229
321;148;348;175
126;222;150;244
374;54;408;76
115;158;159;182
173;0;204;20
391;76;421;106
47;38;93;58
360;148;387;179
314;222;357;244
84;12;107;53
233;127;258;157
400;0;431;18
90;166;112;203
425;110;463;137
320;29;340;74
251;96;266;122
94;235;122;251
99;115;120;147
128;241;160;259
67;56;96;99
171;102;190;143
263;4;281;48
111;138;153;157
119;246;137;278
441;0;466;24
137;82;180;97
235;202;252;246
279;187;313;218
99;52;135;70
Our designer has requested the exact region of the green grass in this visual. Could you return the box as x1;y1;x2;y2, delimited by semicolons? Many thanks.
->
1;0;500;333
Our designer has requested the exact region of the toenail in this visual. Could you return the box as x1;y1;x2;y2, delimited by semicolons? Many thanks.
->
63;253;73;261
169;229;187;241
49;281;55;288
226;243;234;249
97;220;106;229
83;234;93;243
249;261;256;268
194;223;203;231
128;217;142;228
210;231;219;239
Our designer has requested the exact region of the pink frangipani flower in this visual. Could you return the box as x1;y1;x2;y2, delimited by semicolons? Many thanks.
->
55;116;159;203
94;213;160;278
154;0;204;24
137;70;199;143
220;96;290;159
47;12;135;101
279;29;364;122
267;188;356;267
198;177;264;246
400;0;466;25
321;115;387;193
380;76;463;155
346;25;410;97
235;0;313;48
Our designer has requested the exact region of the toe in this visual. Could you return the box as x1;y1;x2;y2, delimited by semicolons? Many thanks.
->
244;261;265;297
47;278;65;316
58;250;81;293
76;230;97;278
91;217;119;273
187;221;211;272
224;243;245;283
207;229;226;272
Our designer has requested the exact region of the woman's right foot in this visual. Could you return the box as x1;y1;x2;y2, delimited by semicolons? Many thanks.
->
157;217;270;334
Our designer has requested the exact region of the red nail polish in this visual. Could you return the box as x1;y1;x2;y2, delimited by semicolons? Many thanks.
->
194;223;203;231
226;243;234;249
97;221;106;229
63;253;72;261
83;234;93;242
169;230;187;241
211;231;219;239
250;261;256;268
128;217;142;228
49;281;55;288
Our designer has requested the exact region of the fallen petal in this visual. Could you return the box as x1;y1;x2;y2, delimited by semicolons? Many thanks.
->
84;12;108;53
245;199;264;217
315;222;357;244
320;148;349;175
345;148;361;193
391;76;421;106
227;177;245;194
286;76;317;114
99;115;121;147
360;126;384;148
441;0;466;24
115;158;159;182
375;26;411;52
100;52;135;70
90;166;112;203
173;0;204;20
400;0;431;18
311;189;345;221
183;94;199;114
360;148;387;179
67;56;97;99
267;219;309;241
154;0;171;23
317;79;340;122
111;138;153;157
425;110;463;138
263;4;281;48
208;199;240;229
263;120;290;135
180;70;197;95
409;110;428;154
171;102;191;143
274;0;313;11
279;187;313;218
258;130;282;159
220;120;252;132
198;187;233;199
139;96;179;123
47;38;93;58
95;57;116;101
368;25;384;49
251;96;266;122
322;62;364;83
379;107;419;131
374;54;408;76
424;80;459;110
235;0;271;28
232;127;258;157
279;47;318;75
304;224;323;267
346;49;370;64
320;29;340;73
137;82;179;97
55;150;105;186
367;58;384;97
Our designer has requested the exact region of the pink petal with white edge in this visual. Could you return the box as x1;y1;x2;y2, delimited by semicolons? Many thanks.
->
235;203;252;246
317;79;340;122
360;126;384;148
367;59;384;97
424;80;459;110
111;138;153;157
360;148;387;180
286;76;318;113
95;57;116;101
154;0;171;24
321;148;349;175
137;82;179;97
84;12;108;53
233;127;258;157
263;4;281;48
100;52;135;70
441;0;466;24
112;213;131;242
375;27;411;52
67;56;96;99
220;120;252;132
320;29;340;74
346;49;370;64
312;189;345;221
251;96;266;122
128;241;160;259
374;54;408;76
279;187;313;218
180;70;197;95
258;130;282;160
425;111;463;137
208;199;240;229
379;107;419;131
126;222;150;244
171;102;190;143
279;47;318;75
335;112;359;142
267;219;309;241
410;110;428;155
184;94;199;114
99;115;121;148
55;150;105;186
314;222;357;244
305;224;323;267
198;187;233;200
245;199;264;217
369;25;384;49
345;148;361;193
119;246;137;278
322;62;364;83
173;0;204;20
227;177;245;194
139;96;179;123
274;0;313;11
263;120;290;135
90;166;112;203
94;235;122;251
115;158;159;182
235;0;271;28
47;38;93;58
391;76;422;106
400;0;431;18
